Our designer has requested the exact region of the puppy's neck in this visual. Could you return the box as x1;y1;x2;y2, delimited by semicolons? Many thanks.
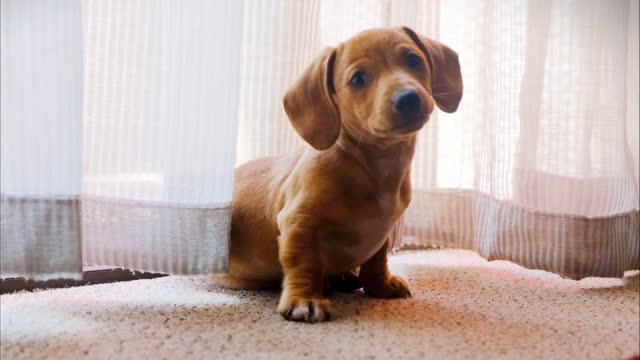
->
335;131;416;193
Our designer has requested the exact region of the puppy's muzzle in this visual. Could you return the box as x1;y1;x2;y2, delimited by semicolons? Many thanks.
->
392;89;423;126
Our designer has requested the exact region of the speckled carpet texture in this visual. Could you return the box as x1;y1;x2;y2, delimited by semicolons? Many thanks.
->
1;250;639;360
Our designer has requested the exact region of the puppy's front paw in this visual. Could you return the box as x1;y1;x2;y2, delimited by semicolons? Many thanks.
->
363;275;411;299
277;296;331;323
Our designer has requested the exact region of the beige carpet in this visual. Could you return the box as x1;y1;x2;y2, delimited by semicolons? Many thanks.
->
1;249;638;360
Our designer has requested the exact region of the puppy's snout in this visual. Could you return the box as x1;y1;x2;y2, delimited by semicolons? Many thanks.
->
392;89;422;119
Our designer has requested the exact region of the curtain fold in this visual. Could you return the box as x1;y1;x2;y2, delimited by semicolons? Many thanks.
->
79;0;243;274
1;0;84;280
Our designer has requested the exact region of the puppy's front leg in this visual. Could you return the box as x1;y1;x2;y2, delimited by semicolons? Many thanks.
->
359;239;411;298
277;226;330;323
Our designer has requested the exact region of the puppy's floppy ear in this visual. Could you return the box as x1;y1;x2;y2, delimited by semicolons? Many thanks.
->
283;48;340;150
402;26;463;113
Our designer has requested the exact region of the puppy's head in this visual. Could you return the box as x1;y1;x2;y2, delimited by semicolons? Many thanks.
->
284;27;463;150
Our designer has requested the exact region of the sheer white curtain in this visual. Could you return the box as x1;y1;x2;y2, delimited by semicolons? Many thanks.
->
2;0;638;280
1;0;84;279
235;0;639;279
402;0;639;278
1;0;242;279
80;0;242;274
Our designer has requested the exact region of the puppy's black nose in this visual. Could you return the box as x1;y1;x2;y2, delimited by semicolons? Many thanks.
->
393;89;421;117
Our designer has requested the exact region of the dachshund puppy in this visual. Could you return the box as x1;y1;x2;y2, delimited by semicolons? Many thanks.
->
215;26;463;323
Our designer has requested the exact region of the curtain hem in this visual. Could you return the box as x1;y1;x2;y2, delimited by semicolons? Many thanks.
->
0;272;83;281
82;197;230;275
1;195;83;280
400;189;639;279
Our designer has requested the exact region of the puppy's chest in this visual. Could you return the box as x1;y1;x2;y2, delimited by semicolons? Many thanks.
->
323;191;407;271
354;191;405;238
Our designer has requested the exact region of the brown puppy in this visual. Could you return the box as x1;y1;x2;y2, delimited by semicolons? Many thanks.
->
215;27;463;323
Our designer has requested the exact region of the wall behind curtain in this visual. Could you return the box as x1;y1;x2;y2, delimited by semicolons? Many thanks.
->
235;0;639;279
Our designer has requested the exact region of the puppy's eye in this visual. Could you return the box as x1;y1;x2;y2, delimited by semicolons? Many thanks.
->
350;71;368;88
406;53;423;70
